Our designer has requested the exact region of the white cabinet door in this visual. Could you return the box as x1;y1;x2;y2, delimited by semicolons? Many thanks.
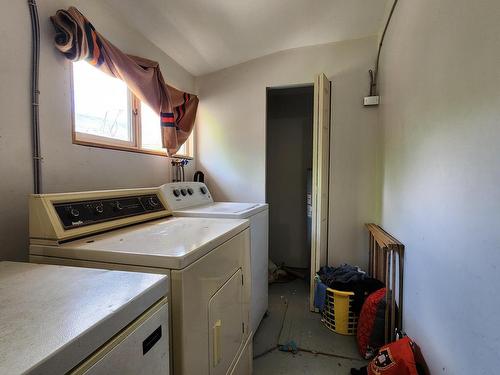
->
209;269;245;375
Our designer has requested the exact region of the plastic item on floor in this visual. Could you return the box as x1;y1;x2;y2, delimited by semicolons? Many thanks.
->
278;340;298;354
357;288;386;359
321;286;358;335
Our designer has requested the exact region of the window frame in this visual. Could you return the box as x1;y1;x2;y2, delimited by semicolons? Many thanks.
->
70;63;193;159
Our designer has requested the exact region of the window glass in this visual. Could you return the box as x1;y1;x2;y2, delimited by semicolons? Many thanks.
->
73;61;131;142
140;102;164;151
72;61;192;157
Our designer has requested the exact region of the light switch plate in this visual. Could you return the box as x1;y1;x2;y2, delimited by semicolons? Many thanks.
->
364;96;380;106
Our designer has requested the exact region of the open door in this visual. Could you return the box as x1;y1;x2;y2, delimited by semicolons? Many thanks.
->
309;73;331;311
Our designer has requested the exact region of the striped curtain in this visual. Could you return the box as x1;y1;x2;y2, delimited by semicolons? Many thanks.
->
50;7;198;155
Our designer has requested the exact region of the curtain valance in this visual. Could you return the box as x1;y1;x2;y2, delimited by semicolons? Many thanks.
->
50;7;198;155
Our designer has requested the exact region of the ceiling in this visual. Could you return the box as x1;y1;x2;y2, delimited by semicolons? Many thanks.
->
104;0;389;76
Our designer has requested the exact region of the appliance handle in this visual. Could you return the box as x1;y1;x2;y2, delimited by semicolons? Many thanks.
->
213;319;222;366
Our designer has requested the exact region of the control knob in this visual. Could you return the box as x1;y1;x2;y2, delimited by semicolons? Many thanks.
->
180;189;187;196
95;203;104;214
69;207;80;218
173;189;181;197
200;186;207;195
187;188;194;195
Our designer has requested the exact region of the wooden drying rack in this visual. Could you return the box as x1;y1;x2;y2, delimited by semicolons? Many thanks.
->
366;223;405;343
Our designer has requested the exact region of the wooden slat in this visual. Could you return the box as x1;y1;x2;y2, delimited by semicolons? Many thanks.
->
366;223;405;344
399;249;404;331
384;251;390;343
391;249;396;341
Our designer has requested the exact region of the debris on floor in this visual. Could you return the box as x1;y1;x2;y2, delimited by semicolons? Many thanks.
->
268;259;294;283
279;340;298;354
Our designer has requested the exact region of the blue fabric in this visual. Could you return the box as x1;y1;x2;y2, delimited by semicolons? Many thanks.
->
314;281;327;311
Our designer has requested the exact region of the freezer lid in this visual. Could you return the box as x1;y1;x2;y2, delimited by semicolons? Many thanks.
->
174;202;268;219
30;217;249;270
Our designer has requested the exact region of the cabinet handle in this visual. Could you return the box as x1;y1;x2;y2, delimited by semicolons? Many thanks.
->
143;326;162;355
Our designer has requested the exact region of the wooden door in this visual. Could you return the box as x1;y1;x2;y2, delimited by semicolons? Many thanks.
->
310;73;331;311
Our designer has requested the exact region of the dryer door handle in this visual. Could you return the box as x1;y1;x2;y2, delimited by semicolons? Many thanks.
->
213;319;222;366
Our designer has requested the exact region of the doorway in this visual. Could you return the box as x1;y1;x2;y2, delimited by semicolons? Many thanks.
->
266;85;314;278
266;74;331;310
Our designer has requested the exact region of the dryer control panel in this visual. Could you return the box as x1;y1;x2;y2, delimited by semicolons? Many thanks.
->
159;182;214;210
29;187;170;243
54;194;164;230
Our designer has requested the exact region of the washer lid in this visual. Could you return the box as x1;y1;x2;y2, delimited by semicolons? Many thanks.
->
30;217;249;270
174;202;268;219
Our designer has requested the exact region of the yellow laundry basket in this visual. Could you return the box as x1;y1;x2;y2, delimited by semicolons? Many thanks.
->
321;287;358;335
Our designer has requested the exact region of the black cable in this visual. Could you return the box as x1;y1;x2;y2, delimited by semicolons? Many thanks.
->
253;297;289;360
370;0;399;96
253;294;362;362
28;0;42;193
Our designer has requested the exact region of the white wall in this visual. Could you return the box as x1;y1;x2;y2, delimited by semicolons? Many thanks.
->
379;1;500;373
196;37;381;267
0;0;195;261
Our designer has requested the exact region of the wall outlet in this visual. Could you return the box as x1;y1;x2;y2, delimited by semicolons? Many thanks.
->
364;96;380;106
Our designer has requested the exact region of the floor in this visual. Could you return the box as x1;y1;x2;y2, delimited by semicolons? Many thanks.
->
253;279;367;375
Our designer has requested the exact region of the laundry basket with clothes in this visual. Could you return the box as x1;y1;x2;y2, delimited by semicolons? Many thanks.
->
314;264;384;335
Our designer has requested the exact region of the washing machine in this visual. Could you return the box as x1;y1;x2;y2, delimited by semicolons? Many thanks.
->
28;187;252;375
159;182;268;332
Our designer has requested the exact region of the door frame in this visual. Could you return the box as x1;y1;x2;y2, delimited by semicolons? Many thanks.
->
309;73;331;311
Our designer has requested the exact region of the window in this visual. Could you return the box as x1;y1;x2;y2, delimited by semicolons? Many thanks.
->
72;61;193;157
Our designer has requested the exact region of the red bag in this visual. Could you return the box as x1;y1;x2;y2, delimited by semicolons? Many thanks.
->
357;288;386;358
368;337;419;375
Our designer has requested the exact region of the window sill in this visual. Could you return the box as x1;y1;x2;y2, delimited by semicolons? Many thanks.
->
73;139;193;159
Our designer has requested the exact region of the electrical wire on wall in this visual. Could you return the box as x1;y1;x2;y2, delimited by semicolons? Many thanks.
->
369;0;399;96
28;0;42;193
